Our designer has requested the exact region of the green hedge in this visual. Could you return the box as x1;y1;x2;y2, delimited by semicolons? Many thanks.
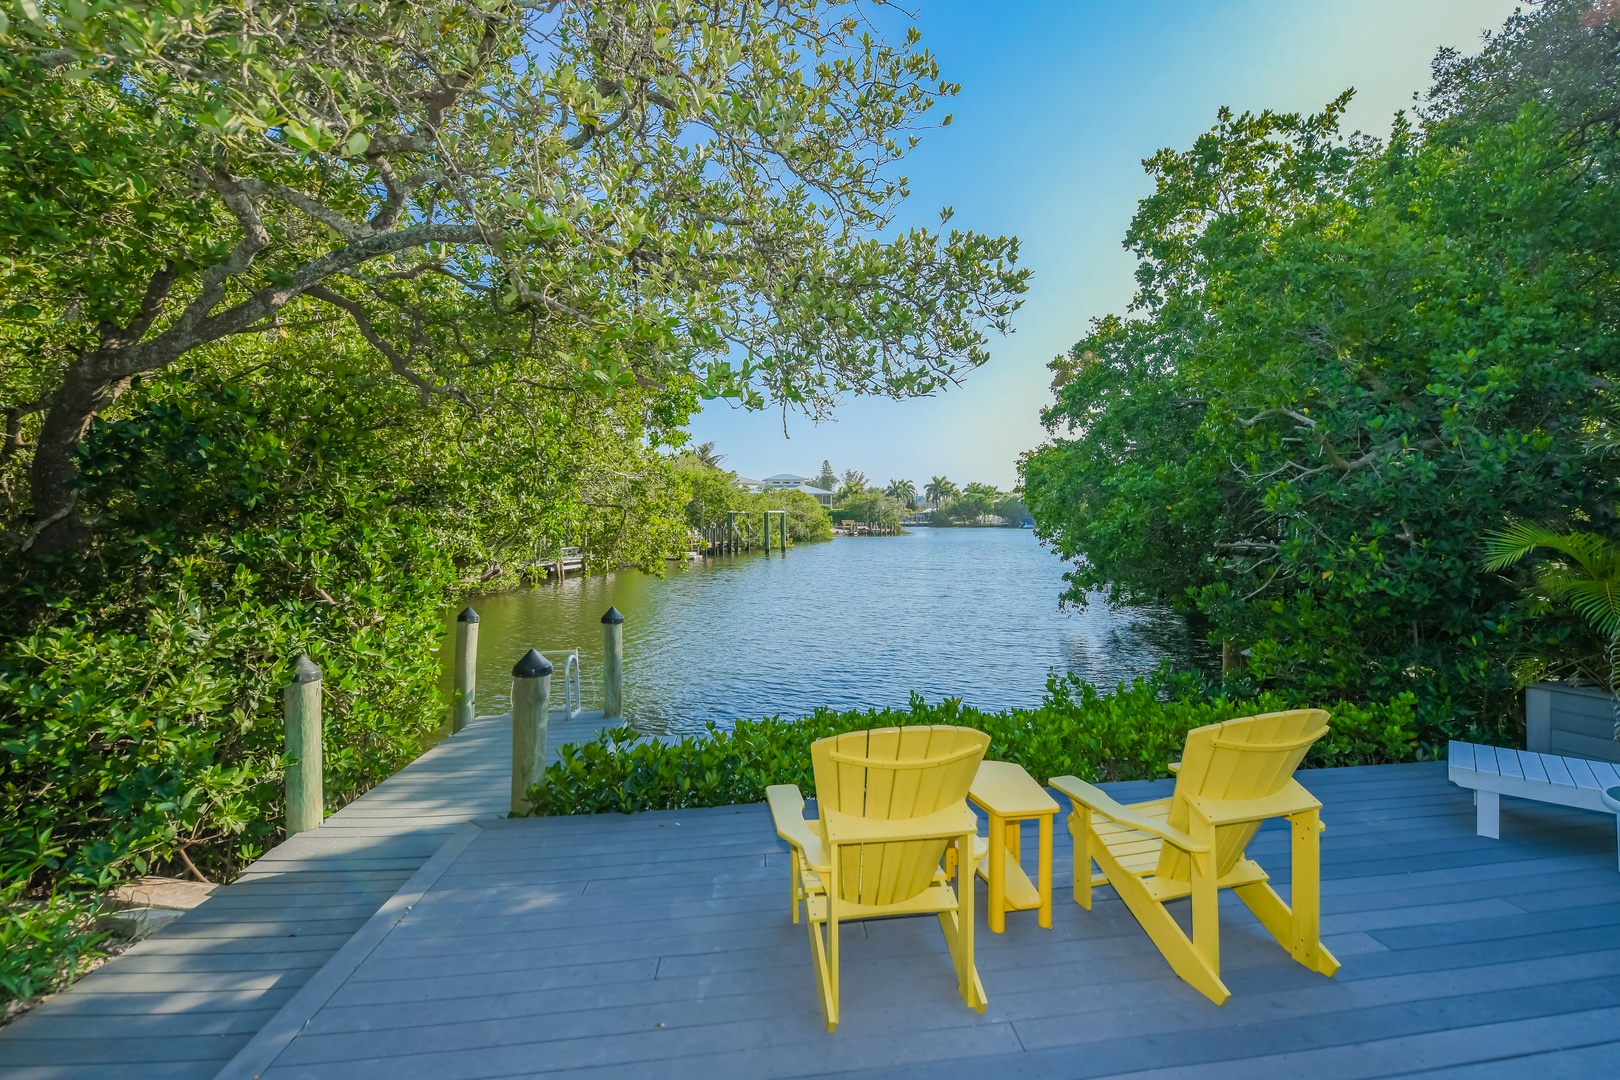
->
531;672;1423;816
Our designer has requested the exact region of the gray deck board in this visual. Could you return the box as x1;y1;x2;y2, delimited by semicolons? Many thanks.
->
0;709;616;1077
168;759;1620;1080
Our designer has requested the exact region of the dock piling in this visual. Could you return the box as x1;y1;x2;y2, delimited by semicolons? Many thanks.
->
284;656;324;835
510;649;553;816
602;606;625;720
452;607;479;733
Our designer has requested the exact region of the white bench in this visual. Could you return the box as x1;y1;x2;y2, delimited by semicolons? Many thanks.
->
1448;740;1620;870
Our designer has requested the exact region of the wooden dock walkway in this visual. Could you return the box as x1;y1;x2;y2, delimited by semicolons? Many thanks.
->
214;762;1620;1079
0;709;619;1080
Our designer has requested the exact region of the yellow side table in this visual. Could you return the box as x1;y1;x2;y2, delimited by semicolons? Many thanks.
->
969;760;1059;932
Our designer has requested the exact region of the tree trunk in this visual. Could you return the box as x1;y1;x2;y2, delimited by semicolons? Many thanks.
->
27;350;132;556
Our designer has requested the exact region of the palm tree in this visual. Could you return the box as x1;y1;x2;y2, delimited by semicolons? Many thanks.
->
1485;520;1620;735
691;441;725;468
924;476;957;508
841;468;867;493
886;479;917;509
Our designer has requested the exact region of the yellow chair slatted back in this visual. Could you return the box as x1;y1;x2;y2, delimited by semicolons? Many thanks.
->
1157;709;1330;881
811;725;989;906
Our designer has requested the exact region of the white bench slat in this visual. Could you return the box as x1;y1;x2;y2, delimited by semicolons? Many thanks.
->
1450;741;1475;771
1540;752;1576;789
1474;744;1501;776
1516;750;1549;784
1496;749;1524;780
1569;756;1604;790
1591;760;1620;788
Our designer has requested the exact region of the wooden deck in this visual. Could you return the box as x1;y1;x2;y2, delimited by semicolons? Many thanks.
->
6;758;1620;1078
0;709;616;1080
188;761;1620;1080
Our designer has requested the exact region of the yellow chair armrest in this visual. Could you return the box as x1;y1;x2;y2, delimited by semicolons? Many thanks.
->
821;804;979;846
1048;775;1209;853
766;784;828;870
1185;780;1321;826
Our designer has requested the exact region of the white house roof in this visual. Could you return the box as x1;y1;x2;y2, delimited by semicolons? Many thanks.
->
794;484;834;498
763;472;809;482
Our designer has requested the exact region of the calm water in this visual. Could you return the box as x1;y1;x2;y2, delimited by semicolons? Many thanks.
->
443;528;1212;736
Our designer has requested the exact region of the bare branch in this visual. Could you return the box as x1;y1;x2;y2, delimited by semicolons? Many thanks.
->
236;178;374;241
1239;407;1316;429
175;178;271;341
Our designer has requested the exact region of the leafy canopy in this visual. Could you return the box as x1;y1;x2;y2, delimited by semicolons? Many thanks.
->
0;0;1027;552
1022;0;1620;735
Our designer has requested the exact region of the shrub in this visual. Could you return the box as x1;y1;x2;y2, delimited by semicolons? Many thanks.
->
0;885;106;1008
531;670;1422;816
0;833;107;1007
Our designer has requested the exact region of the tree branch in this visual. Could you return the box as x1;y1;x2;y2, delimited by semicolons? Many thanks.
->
304;284;473;408
99;262;179;350
236;177;374;241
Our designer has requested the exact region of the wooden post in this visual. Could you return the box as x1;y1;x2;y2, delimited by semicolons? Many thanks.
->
602;606;625;720
284;656;324;835
1222;640;1246;672
510;649;553;816
763;511;771;553
451;607;479;733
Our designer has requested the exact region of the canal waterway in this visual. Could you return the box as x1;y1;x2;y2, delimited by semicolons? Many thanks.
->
444;527;1213;736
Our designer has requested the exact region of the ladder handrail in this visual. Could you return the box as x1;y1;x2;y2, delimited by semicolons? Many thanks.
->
538;648;582;719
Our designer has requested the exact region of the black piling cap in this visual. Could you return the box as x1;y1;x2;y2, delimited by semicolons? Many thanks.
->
512;648;554;678
292;655;323;683
457;606;480;623
601;606;625;625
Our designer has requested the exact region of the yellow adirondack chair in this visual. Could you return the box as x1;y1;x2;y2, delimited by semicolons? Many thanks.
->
766;725;990;1032
1049;709;1339;1005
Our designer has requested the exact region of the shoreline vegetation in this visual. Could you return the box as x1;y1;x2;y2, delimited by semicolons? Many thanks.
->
1019;1;1618;747
531;667;1420;817
808;464;1031;532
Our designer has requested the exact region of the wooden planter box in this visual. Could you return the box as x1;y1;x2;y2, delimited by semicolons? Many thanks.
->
1526;681;1620;764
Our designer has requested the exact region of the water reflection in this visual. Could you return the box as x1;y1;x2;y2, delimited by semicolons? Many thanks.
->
443;528;1215;736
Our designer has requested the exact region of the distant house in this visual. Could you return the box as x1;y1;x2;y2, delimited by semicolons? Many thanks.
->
793;484;834;508
759;472;834;508
733;476;765;493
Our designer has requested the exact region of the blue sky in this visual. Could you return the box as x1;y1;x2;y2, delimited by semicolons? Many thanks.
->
689;0;1521;490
